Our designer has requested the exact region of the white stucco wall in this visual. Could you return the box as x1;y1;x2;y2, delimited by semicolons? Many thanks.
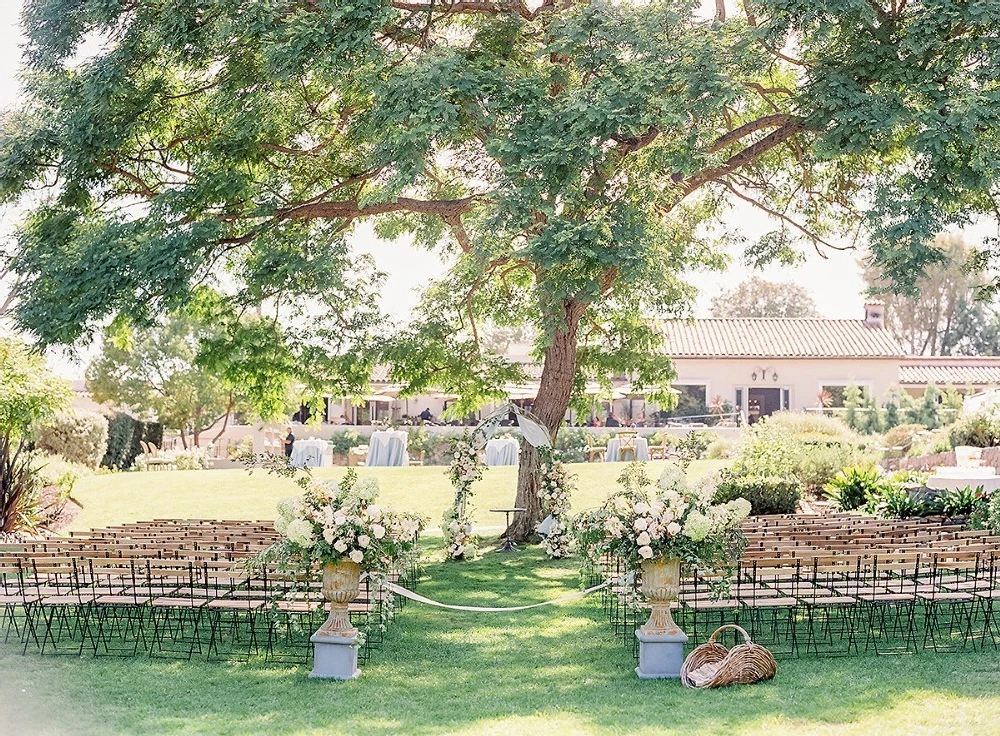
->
668;357;902;413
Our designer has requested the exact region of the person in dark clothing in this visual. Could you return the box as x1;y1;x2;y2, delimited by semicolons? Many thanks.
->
419;407;432;421
605;413;621;427
284;426;295;457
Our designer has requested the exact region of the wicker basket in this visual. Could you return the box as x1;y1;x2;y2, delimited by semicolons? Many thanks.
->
680;625;777;688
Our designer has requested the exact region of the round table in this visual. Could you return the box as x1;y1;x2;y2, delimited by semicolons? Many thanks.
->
366;430;410;467
605;436;650;462
289;438;327;468
485;438;519;466
490;507;526;552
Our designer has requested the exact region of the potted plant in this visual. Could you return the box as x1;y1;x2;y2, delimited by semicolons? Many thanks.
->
263;470;424;638
575;465;750;638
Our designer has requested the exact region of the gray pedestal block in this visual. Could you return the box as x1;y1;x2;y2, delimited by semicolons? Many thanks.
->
635;629;689;679
309;632;360;680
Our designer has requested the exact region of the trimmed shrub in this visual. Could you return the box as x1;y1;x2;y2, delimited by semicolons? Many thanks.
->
729;421;798;478
714;474;802;515
554;428;589;463
102;413;144;470
37;410;109;469
764;411;857;440
327;429;364;455
142;422;164;450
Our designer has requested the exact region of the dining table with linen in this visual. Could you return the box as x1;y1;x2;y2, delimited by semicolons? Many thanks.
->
365;430;410;467
605;435;650;462
485;437;520;466
289;438;328;468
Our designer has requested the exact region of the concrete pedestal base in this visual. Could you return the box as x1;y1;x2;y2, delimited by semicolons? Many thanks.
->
635;629;689;679
309;633;360;680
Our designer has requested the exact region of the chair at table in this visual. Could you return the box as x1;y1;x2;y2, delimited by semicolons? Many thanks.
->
140;441;175;470
585;434;606;463
617;431;638;462
648;438;673;460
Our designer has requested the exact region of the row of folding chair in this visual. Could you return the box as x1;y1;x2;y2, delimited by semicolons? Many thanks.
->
595;551;1000;659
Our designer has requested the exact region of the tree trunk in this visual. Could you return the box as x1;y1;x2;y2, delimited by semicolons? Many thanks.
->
509;299;585;542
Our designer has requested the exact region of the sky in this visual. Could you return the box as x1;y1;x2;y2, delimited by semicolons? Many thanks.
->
0;2;993;379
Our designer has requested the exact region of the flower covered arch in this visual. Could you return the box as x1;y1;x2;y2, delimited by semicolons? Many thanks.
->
442;405;572;560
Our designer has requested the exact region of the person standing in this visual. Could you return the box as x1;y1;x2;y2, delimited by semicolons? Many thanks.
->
284;426;295;458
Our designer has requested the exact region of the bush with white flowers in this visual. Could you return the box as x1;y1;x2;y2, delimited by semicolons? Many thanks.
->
538;451;573;558
442;434;487;560
269;469;424;570
573;463;749;577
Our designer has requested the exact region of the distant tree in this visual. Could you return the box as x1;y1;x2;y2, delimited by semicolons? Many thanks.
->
710;277;819;319
864;235;1000;355
906;385;942;430
87;314;248;448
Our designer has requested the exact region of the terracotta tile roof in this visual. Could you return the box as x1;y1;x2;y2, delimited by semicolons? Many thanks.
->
899;358;1000;386
660;318;904;358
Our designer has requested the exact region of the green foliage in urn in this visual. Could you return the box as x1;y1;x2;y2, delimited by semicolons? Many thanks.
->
264;470;425;572
573;464;749;578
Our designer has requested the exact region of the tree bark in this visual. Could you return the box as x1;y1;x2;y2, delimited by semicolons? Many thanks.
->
508;299;586;542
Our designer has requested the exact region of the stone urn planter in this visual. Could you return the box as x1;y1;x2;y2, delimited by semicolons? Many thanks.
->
955;446;983;468
639;557;683;636
316;559;362;638
310;559;363;679
635;556;688;679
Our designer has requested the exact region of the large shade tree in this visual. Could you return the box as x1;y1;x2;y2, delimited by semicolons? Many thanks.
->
3;0;1000;538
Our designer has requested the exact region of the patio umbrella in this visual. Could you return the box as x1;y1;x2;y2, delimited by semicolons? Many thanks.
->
504;382;540;400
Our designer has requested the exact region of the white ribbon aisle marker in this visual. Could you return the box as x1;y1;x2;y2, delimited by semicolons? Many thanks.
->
379;579;610;613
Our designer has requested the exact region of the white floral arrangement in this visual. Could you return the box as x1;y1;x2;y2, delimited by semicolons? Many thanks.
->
269;469;424;570
574;464;749;575
442;434;487;560
538;452;573;559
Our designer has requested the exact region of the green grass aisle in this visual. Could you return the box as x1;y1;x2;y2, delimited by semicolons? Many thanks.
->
3;544;1000;735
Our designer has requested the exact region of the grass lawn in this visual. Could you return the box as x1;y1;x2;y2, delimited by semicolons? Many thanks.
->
66;459;728;532
2;545;999;736
3;460;998;735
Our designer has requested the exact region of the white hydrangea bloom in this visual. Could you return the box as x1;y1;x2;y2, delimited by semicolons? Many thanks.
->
285;518;316;547
349;549;364;564
682;511;712;542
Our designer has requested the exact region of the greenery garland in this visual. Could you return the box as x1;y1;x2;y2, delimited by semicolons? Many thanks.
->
443;434;486;560
537;449;574;559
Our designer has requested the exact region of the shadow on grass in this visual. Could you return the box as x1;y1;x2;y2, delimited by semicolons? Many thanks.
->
3;547;999;736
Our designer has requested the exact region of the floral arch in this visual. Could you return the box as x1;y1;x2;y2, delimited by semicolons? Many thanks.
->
442;404;573;560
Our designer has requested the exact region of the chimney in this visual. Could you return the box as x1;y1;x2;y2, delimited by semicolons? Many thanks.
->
864;301;885;329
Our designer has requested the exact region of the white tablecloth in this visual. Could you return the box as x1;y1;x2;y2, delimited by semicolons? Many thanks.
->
366;430;410;467
605;436;649;462
290;438;327;468
485;438;519;466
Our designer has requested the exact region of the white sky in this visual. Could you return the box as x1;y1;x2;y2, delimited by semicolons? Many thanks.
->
0;2;994;378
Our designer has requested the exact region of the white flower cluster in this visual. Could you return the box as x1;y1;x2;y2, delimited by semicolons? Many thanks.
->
577;462;750;569
272;471;422;569
443;436;487;560
538;455;573;558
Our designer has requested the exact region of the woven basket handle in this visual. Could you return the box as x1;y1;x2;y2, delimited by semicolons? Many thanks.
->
708;624;753;645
